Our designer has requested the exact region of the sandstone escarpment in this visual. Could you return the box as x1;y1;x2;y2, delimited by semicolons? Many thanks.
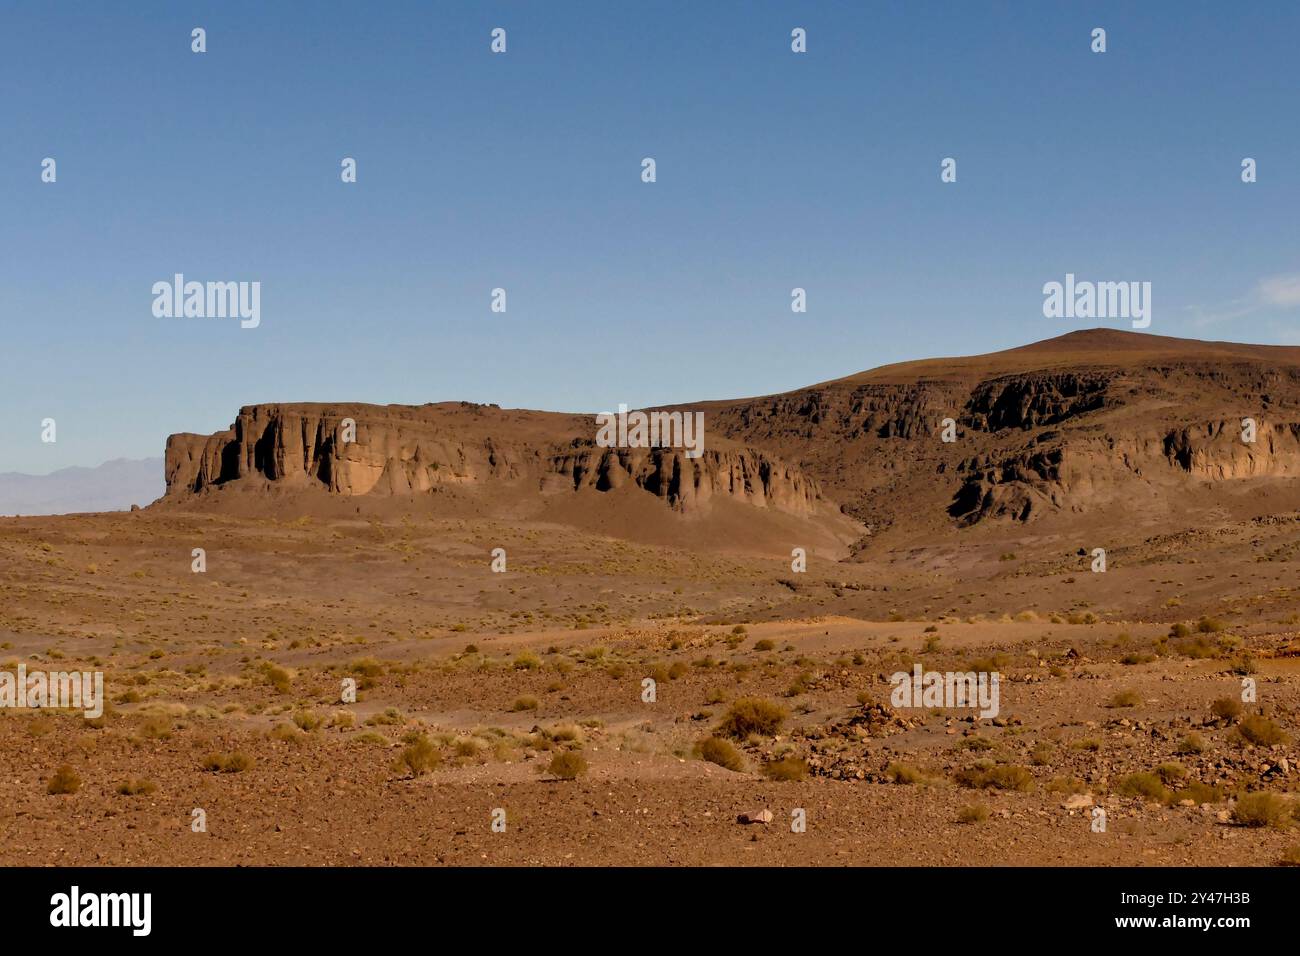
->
696;332;1300;538
162;331;1300;544
163;402;829;517
550;444;820;514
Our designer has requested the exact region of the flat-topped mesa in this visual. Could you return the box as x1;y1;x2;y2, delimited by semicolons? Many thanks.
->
163;402;828;515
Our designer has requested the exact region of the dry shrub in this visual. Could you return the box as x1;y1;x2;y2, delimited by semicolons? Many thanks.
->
716;698;787;740
887;762;927;785
955;764;1032;791
203;751;253;773
547;751;588;780
761;757;807;782
698;737;744;771
398;736;441;776
117;778;157;796
47;764;81;794
1233;792;1291;828
1211;697;1243;721
1237;714;1286;747
1116;772;1171;804
293;709;323;731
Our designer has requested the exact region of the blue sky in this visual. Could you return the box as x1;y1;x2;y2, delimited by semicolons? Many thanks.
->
2;1;1297;473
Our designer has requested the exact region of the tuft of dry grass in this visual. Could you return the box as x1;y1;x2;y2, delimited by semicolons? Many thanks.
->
1233;791;1292;828
398;736;441;776
1106;690;1141;709
715;697;787;740
260;662;293;694
954;764;1033;791
47;764;82;794
202;751;254;773
697;737;745;772
886;762;927;785
1237;714;1286;747
1116;772;1171;804
1211;697;1243;722
761;757;807;782
547;751;588;780
117;778;157;796
292;709;323;731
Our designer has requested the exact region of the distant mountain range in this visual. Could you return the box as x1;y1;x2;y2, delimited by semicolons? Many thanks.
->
0;458;164;516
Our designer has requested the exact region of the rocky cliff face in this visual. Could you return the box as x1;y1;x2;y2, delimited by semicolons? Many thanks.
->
695;333;1300;539
163;402;829;516
162;332;1300;545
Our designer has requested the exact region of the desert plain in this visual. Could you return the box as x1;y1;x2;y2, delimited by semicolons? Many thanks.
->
4;329;1300;867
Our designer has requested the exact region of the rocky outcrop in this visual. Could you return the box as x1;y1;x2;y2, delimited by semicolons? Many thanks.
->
697;332;1300;535
549;444;820;514
163;402;829;516
162;332;1300;538
961;372;1111;431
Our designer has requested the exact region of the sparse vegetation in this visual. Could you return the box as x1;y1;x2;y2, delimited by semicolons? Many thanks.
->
1116;772;1170;804
716;697;787;740
1106;690;1141;709
1237;714;1286;747
202;751;254;773
547;751;587;780
117;778;157;796
1211;697;1243;722
398;735;441;776
46;764;82;794
761;757;807;781
954;764;1032;791
697;737;745;772
1233;792;1292;828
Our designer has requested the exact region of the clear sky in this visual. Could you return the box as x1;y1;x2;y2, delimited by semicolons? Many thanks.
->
2;1;1297;473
